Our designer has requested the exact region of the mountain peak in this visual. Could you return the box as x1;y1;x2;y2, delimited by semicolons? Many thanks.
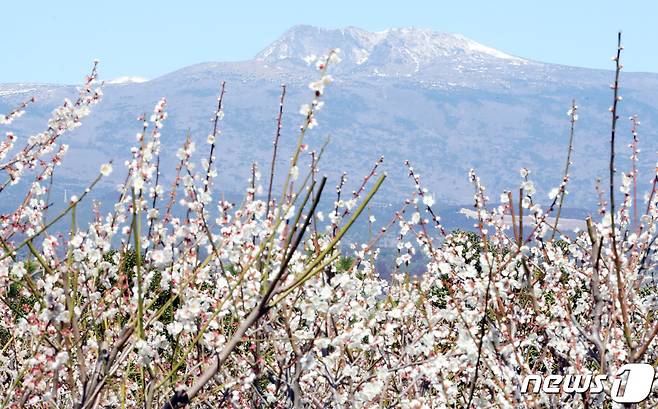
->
255;25;526;73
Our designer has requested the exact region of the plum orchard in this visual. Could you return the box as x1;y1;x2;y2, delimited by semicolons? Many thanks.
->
1;36;658;408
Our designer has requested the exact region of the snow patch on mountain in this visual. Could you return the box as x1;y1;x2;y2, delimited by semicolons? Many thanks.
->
0;87;37;97
107;76;148;85
255;25;527;73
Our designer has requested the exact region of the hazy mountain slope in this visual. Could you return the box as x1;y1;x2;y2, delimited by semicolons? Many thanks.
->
2;25;658;217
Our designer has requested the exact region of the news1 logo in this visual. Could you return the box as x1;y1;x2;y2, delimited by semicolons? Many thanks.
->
521;363;655;403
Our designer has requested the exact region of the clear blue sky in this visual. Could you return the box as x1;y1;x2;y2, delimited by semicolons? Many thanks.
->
3;0;657;83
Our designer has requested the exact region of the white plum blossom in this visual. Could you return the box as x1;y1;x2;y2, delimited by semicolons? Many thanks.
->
423;194;435;207
549;187;560;199
521;180;536;196
100;162;113;176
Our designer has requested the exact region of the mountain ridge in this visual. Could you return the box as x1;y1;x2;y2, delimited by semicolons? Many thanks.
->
1;25;658;224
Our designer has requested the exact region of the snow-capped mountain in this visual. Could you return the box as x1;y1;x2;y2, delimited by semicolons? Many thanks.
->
257;25;527;75
2;25;658;226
